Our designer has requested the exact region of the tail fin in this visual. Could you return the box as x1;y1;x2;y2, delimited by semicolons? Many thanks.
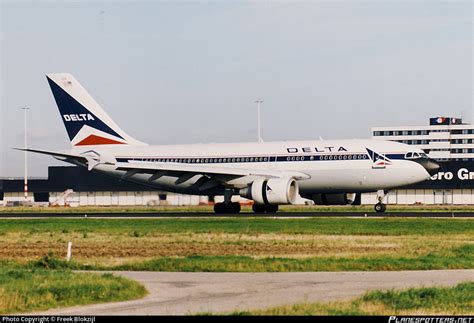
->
46;73;146;147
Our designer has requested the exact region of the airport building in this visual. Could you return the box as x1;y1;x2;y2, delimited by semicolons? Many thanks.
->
363;117;474;205
2;116;474;207
372;116;474;161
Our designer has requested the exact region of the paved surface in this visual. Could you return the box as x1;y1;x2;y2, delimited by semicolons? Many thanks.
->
2;211;474;218
34;270;474;315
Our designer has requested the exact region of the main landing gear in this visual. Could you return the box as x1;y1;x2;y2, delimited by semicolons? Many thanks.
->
252;204;279;213
214;202;241;214
213;189;241;214
212;190;279;214
374;190;387;213
213;202;279;214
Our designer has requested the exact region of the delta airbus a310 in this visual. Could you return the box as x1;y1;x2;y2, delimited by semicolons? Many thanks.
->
18;73;440;213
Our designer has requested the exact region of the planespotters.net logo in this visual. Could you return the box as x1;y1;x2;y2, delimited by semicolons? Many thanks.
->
389;317;473;323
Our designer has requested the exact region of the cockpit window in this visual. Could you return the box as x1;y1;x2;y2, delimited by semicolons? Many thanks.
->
405;152;426;159
405;152;420;159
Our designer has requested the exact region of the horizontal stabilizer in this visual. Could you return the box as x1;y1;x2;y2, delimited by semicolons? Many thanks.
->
14;148;113;171
14;147;87;161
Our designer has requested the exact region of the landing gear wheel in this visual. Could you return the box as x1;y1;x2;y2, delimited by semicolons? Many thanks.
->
374;202;386;213
266;204;279;213
231;202;241;213
252;204;266;213
214;202;225;214
214;202;241;214
252;204;279;214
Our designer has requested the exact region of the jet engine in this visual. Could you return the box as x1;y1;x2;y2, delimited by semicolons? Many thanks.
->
311;193;359;205
239;178;299;205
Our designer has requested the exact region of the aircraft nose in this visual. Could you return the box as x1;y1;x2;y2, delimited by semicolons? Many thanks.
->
416;158;440;176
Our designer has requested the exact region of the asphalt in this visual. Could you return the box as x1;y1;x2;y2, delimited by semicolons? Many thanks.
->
2;211;474;218
31;270;474;315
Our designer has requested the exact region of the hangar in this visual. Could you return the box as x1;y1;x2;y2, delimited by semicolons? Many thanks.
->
0;166;208;207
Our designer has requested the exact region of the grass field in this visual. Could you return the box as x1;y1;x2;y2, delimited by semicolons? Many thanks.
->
229;282;474;315
3;204;474;213
1;218;472;271
0;261;147;314
0;217;472;315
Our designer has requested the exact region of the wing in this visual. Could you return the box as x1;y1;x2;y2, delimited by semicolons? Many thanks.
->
115;160;310;189
16;148;311;190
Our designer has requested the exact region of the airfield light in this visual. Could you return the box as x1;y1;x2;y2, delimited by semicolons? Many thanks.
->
254;99;263;143
22;106;29;200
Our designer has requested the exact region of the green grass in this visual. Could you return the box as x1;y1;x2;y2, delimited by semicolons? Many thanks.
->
112;246;473;272
362;282;474;312
0;217;472;236
1;218;472;272
3;204;474;213
13;244;472;272
228;282;474;315
0;261;147;314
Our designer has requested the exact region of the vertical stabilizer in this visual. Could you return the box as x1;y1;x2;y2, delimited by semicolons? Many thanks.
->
46;73;147;147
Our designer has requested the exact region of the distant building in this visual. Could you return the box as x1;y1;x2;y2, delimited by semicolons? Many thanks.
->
0;166;208;207
366;117;474;205
372;117;473;161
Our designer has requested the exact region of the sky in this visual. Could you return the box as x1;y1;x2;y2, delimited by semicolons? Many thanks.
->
0;0;472;177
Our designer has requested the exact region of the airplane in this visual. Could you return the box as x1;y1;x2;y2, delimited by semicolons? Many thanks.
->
17;73;440;214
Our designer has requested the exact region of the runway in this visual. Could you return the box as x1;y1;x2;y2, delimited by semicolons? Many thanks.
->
2;211;474;218
32;270;473;315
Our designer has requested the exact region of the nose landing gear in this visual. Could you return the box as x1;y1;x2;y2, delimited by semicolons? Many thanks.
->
374;202;386;213
374;189;387;213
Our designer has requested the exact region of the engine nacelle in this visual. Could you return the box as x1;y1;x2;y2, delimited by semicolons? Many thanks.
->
239;178;299;205
312;193;357;205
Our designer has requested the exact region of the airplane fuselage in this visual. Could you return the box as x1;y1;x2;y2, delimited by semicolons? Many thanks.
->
68;138;434;197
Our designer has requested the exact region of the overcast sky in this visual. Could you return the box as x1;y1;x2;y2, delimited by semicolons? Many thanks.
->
1;0;472;177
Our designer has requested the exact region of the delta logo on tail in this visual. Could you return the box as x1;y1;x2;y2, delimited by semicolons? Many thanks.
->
47;76;126;146
366;148;392;167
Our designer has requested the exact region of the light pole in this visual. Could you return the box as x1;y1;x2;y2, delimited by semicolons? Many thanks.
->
254;99;263;143
22;106;29;201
